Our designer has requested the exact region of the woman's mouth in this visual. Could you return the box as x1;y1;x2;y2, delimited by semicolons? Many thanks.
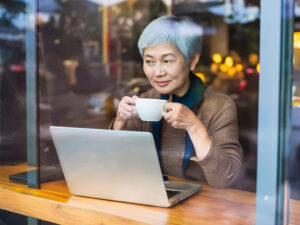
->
155;81;170;87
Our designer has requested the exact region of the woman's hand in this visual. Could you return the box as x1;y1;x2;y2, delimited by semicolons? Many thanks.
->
164;102;211;160
113;95;139;130
163;102;197;131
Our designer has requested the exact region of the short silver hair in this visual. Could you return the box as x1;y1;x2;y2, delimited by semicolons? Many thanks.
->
138;15;203;64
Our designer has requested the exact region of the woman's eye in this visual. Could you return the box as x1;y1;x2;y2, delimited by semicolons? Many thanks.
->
164;60;173;64
145;60;154;65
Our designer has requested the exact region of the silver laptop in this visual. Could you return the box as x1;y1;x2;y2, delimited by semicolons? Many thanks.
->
49;126;201;207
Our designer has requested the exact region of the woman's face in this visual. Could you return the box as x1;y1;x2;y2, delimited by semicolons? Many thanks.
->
143;44;197;97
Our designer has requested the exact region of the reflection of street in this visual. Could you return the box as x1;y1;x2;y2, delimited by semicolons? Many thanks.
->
290;107;300;200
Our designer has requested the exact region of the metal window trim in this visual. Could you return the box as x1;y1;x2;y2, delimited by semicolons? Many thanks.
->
26;0;40;189
256;0;294;224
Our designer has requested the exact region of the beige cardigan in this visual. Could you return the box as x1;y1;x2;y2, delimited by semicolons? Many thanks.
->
110;86;243;188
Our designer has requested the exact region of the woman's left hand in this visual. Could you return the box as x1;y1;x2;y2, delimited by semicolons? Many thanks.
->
164;102;212;160
164;102;198;131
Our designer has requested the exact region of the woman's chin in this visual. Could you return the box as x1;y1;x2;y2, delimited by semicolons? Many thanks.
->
154;86;172;95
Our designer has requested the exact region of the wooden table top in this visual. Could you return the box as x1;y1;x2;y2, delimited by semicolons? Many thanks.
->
0;163;299;225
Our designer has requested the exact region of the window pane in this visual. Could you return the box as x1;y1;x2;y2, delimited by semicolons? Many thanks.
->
38;0;259;192
0;0;26;165
290;1;300;223
0;0;31;224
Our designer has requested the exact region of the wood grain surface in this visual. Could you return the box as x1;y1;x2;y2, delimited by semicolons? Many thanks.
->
0;163;299;225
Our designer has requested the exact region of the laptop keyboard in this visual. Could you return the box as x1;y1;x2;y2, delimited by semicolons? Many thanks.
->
166;190;180;198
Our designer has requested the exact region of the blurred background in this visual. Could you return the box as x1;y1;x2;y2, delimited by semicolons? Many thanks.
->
37;0;261;192
2;0;300;224
0;0;261;194
1;0;300;202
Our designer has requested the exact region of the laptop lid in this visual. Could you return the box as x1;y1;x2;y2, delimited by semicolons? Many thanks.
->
49;126;170;207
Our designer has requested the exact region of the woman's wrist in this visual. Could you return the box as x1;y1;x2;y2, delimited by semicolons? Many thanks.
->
112;115;126;130
186;116;212;160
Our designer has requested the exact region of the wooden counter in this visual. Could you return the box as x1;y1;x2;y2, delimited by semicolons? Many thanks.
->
0;163;299;225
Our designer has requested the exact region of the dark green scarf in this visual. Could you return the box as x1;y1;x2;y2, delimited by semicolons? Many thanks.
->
152;72;206;178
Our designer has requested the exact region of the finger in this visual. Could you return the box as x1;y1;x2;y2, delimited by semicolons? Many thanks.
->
165;103;175;111
120;108;137;120
163;111;173;120
165;102;182;111
122;96;136;106
121;103;137;114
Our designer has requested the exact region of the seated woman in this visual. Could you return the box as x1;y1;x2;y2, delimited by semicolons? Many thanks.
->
111;15;242;188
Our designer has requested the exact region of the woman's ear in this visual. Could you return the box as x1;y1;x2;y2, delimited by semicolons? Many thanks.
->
189;52;200;71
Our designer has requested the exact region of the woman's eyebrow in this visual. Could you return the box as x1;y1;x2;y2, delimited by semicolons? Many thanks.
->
144;54;154;58
144;53;176;58
162;53;176;58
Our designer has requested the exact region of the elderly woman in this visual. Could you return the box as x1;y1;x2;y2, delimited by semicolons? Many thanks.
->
112;15;242;188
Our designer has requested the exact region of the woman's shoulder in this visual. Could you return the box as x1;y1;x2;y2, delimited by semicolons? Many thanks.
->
199;86;238;129
200;86;236;116
203;86;235;107
140;88;160;99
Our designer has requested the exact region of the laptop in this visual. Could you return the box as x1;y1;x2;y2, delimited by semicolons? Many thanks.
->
49;126;201;207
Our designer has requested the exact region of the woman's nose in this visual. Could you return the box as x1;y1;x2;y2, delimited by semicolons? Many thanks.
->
154;64;166;76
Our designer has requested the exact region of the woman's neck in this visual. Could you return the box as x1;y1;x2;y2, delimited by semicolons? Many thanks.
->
173;76;191;97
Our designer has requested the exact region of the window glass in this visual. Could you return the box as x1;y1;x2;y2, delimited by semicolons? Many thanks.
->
0;1;29;224
0;0;26;165
37;0;259;194
290;0;300;221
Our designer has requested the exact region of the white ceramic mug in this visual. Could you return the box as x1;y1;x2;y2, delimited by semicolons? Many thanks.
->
135;98;167;121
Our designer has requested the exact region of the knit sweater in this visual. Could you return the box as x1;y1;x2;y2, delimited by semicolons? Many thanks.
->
111;86;243;188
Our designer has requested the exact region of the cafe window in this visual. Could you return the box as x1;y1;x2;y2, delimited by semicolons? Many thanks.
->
0;0;299;224
35;0;260;193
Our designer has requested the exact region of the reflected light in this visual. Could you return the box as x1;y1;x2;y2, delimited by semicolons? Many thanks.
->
212;53;222;64
54;39;61;44
133;87;140;93
225;56;234;67
88;0;126;6
210;63;218;73
64;60;73;66
294;32;300;49
249;53;259;65
195;73;206;83
220;64;228;72
236;64;243;72
228;67;236;77
256;63;260;73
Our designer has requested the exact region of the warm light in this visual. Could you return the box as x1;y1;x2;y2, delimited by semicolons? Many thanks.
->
225;56;234;67
195;72;206;83
210;63;218;73
212;53;222;64
220;64;228;72
133;87;140;93
256;63;260;73
249;53;259;66
236;64;243;72
64;60;72;66
228;67;236;77
294;32;300;49
54;39;61;44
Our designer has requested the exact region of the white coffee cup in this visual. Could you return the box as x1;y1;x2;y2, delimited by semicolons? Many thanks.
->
135;98;167;121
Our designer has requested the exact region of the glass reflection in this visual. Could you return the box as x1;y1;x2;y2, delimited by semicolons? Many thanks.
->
0;0;26;165
0;1;28;224
38;0;260;193
290;2;300;222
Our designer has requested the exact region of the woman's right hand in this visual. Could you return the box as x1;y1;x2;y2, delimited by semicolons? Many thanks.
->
113;95;139;130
